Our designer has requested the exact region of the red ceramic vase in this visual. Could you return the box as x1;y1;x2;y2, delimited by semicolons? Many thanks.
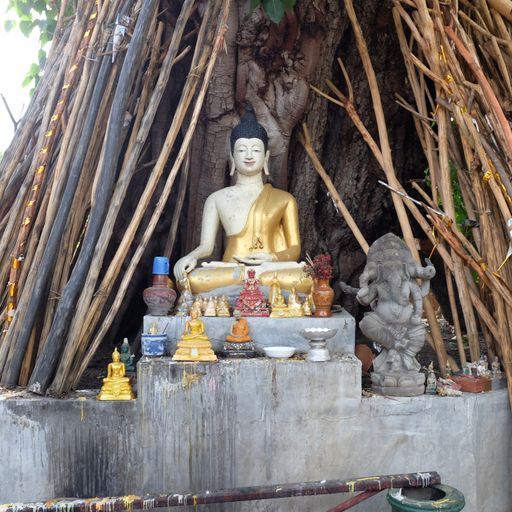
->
143;274;177;316
312;278;334;318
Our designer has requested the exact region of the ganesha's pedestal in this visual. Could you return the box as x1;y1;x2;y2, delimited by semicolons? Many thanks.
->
371;371;426;397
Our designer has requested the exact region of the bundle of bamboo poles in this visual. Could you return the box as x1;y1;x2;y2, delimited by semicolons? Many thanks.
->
0;0;231;395
304;0;512;406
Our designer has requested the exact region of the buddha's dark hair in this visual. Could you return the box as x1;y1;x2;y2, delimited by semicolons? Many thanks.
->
230;104;268;152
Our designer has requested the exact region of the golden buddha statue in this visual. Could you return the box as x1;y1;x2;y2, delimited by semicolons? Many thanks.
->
287;286;305;317
269;272;281;307
97;348;135;401
190;297;202;317
226;310;252;343
270;292;290;318
303;299;312;316
172;309;217;362
173;105;312;295
307;291;315;314
216;295;231;316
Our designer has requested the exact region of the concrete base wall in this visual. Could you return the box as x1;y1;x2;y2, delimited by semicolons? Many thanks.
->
1;358;511;512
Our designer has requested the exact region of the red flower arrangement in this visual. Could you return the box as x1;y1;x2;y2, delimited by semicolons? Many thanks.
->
304;254;333;280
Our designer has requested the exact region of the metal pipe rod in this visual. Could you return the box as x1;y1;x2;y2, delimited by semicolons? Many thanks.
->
0;472;441;512
327;490;382;511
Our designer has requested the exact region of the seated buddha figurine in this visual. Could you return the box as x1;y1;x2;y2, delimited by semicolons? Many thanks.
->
226;310;252;343
173;105;312;295
97;348;135;401
172;309;217;362
270;291;290;318
287;286;304;317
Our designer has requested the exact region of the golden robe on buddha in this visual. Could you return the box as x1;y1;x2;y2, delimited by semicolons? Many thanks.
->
223;184;300;263
186;184;310;293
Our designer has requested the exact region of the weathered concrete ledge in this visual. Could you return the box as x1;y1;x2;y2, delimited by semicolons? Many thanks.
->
0;358;511;512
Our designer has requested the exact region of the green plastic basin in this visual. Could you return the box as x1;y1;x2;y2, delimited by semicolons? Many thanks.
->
387;484;465;511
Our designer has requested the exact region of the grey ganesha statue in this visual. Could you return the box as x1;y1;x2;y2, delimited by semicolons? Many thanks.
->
342;233;435;396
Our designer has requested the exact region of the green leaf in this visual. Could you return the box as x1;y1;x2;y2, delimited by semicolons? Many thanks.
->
22;74;33;87
15;1;32;17
19;19;34;36
4;19;16;31
251;0;261;9
38;48;46;67
46;18;57;37
40;31;50;45
28;62;40;76
262;0;285;23
34;0;46;12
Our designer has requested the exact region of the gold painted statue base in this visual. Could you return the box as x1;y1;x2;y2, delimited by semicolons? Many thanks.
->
172;338;218;362
97;379;135;401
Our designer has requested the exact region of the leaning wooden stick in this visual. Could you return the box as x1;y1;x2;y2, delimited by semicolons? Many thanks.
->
300;124;369;254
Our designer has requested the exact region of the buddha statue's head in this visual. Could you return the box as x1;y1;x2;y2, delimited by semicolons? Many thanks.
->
230;105;270;177
112;347;121;362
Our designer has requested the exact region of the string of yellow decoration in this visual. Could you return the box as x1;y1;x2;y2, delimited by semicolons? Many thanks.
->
3;1;100;331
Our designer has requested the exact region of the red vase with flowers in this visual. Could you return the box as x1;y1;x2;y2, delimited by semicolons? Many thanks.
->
305;254;334;317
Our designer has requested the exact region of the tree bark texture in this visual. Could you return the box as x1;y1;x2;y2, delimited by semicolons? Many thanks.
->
171;0;424;318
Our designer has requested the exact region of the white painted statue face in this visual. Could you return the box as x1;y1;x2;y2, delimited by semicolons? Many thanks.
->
232;137;268;176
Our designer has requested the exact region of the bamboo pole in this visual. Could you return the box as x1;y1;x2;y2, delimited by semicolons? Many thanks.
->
69;0;232;391
299;125;369;254
26;0;159;394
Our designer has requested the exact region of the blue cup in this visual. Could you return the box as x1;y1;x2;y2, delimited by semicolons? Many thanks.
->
152;256;169;275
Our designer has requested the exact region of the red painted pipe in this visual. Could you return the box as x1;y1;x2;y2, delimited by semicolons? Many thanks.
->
0;472;441;512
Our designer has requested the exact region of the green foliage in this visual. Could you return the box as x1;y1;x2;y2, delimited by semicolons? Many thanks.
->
5;0;63;90
424;162;470;231
252;0;297;24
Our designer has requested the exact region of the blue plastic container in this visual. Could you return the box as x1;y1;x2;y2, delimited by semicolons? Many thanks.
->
152;256;169;275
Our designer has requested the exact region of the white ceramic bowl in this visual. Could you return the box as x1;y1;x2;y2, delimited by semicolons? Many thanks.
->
263;346;296;359
301;328;337;341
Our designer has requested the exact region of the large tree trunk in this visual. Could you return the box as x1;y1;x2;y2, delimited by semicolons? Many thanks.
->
174;0;423;318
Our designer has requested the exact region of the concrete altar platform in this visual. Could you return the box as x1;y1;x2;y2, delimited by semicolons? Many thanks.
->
1;357;511;511
143;309;355;356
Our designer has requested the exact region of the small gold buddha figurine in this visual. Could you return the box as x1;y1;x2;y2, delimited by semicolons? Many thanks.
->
303;299;312;316
191;297;202;317
269;272;281;307
226;310;252;343
307;291;316;314
216;295;231;317
204;296;217;317
97;348;135;401
149;321;159;334
287;286;304;317
270;291;290;318
172;309;217;362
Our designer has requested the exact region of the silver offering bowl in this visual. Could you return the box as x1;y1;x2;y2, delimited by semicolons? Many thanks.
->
301;328;337;362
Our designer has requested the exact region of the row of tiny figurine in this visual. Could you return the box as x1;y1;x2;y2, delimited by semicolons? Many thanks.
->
175;288;315;318
174;269;317;318
424;355;503;397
